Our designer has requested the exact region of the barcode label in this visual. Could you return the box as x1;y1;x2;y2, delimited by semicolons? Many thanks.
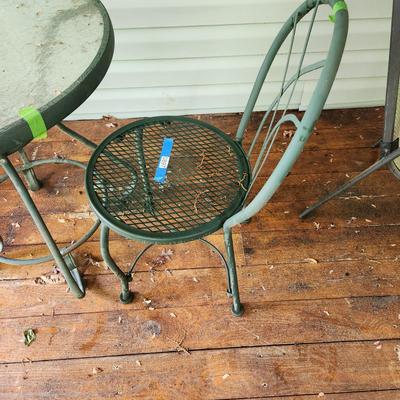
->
154;137;174;184
159;155;170;169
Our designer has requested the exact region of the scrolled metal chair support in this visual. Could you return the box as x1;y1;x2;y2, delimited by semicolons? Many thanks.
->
98;234;234;306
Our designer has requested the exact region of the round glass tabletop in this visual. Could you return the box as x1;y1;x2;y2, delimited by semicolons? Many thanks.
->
0;0;114;156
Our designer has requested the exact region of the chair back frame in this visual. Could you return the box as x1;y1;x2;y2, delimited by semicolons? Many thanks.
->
224;0;349;231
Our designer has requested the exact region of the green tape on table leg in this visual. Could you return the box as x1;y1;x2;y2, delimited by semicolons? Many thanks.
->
18;107;47;139
329;1;347;22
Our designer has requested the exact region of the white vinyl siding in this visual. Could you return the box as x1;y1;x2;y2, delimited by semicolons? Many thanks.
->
70;0;392;119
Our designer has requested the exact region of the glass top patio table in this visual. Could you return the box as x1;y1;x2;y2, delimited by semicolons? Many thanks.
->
0;0;114;298
0;0;114;156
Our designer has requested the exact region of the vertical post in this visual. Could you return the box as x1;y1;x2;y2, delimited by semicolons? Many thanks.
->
383;0;400;145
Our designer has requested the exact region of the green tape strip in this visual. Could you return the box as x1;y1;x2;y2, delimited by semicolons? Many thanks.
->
18;107;47;139
329;0;347;22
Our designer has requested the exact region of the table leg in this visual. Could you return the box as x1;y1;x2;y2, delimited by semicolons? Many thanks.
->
17;148;41;191
57;122;97;150
0;156;85;298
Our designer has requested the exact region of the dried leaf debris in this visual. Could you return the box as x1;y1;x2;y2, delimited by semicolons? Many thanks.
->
394;345;400;361
103;115;119;128
304;257;318;264
34;266;66;285
151;248;173;268
24;329;36;346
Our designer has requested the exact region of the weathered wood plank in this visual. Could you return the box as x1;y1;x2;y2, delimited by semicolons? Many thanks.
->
19;107;383;147
1;296;400;363
3;165;400;246
29;122;378;154
1;341;399;399
243;391;400;400
2;221;400;282
3;219;400;269
0;213;99;247
0;187;89;216
257;147;380;176
1;259;400;318
3;108;383;189
2;169;400;220
2;198;400;257
256;169;400;203
0;233;244;279
243;195;400;232
242;224;400;265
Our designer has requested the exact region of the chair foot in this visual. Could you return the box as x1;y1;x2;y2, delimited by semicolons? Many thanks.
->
18;149;42;192
24;169;42;192
64;253;85;298
120;290;134;304
224;227;244;317
231;303;244;317
100;224;136;304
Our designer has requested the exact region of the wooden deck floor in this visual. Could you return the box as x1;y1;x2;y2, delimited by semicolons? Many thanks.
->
1;108;400;399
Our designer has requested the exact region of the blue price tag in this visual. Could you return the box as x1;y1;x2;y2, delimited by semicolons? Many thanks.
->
154;138;174;184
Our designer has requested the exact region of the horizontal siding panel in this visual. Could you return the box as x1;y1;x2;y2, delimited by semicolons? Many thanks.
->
301;77;387;110
70;82;304;117
103;0;391;28
70;77;386;120
69;108;248;120
113;19;390;61
100;50;389;89
69;1;391;119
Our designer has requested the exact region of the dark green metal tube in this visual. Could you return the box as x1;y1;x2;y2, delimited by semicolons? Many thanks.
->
57;122;98;150
133;127;155;214
17;149;41;191
0;156;85;298
100;224;133;303
223;228;244;316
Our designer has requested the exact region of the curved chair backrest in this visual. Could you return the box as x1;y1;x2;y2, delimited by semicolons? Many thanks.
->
224;0;348;230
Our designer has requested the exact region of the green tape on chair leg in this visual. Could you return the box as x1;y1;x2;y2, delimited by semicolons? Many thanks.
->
18;107;47;139
329;0;347;22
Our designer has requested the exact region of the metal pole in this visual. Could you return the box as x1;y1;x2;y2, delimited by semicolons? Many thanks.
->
300;146;400;218
300;0;400;217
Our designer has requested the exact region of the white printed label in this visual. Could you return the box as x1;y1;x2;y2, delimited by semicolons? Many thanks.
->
159;155;170;169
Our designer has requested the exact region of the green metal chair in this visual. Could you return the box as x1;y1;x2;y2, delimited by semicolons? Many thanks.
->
85;0;348;316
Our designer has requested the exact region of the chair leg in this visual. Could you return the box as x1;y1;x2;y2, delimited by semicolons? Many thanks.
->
199;238;232;297
99;224;134;304
0;156;85;298
223;228;244;317
18;149;41;191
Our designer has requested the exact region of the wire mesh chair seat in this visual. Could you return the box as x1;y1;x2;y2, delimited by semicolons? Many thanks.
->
86;116;251;243
85;0;348;316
